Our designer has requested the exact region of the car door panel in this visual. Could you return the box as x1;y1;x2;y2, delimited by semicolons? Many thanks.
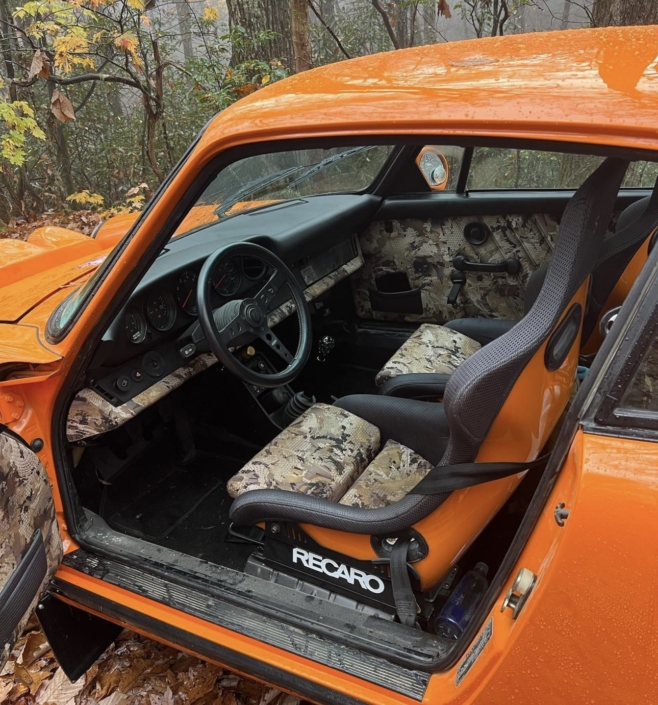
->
0;431;62;669
351;212;558;323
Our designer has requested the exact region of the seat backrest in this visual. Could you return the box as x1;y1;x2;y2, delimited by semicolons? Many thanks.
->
521;183;658;339
584;181;658;344
442;157;630;467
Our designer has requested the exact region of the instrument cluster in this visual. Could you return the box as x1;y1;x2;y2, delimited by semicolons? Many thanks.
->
124;256;268;345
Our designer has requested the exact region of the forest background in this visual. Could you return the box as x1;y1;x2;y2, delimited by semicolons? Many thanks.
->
0;0;656;225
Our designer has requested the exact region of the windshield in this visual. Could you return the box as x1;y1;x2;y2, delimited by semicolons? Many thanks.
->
172;145;395;238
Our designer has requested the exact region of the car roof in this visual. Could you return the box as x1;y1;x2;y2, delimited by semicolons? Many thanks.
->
200;26;658;154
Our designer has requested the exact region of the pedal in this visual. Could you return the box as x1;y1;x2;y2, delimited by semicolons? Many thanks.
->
173;408;196;463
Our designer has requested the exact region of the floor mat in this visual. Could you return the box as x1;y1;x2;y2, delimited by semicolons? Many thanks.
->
106;452;243;541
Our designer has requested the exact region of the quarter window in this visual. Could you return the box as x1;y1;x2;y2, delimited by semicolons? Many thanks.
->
467;148;658;190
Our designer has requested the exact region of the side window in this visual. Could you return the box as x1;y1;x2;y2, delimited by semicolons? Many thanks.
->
618;337;658;414
467;148;658;190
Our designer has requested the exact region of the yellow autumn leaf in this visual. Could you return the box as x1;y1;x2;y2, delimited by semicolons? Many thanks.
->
202;6;219;21
127;0;145;10
261;74;270;85
66;190;104;207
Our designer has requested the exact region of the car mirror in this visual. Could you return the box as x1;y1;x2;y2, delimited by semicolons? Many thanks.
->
416;147;450;191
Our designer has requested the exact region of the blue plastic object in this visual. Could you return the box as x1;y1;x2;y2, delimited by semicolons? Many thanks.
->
435;562;489;640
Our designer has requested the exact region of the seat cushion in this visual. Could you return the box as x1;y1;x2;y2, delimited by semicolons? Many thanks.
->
339;440;433;509
226;403;380;500
375;323;481;386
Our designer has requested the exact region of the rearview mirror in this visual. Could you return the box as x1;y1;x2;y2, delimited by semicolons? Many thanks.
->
416;147;450;191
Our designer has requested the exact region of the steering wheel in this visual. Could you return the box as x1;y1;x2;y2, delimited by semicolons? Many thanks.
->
197;242;312;388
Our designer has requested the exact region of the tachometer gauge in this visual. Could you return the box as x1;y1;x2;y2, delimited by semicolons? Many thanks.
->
125;309;147;344
213;259;241;297
176;270;198;316
145;290;176;332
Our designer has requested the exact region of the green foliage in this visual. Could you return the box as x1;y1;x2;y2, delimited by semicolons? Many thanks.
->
0;97;45;166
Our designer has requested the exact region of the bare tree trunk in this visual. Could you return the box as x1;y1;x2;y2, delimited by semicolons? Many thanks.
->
227;0;295;70
176;0;195;61
291;0;312;72
592;0;658;26
560;0;572;29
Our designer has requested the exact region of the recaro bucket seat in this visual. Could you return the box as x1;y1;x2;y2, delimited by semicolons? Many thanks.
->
375;183;658;396
227;158;628;622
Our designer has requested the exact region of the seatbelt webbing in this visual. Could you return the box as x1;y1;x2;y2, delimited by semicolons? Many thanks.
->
390;538;418;629
410;453;550;495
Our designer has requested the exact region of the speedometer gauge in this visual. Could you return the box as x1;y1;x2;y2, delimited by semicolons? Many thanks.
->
125;309;147;344
176;270;198;315
213;259;241;297
145;290;176;332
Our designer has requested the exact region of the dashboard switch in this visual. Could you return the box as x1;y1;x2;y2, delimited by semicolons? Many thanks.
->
143;351;165;378
115;375;131;392
179;343;196;359
131;368;143;382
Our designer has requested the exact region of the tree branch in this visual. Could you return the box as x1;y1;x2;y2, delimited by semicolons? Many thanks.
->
12;72;141;89
370;0;400;49
307;0;351;59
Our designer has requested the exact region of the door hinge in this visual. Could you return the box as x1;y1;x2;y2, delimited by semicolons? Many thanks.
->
501;567;536;619
0;392;25;424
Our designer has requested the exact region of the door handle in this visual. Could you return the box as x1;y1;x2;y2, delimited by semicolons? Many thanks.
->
453;255;521;275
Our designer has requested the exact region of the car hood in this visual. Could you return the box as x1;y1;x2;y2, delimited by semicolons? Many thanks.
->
0;227;108;323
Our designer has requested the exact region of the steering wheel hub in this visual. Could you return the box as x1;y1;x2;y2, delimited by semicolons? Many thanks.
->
244;302;264;327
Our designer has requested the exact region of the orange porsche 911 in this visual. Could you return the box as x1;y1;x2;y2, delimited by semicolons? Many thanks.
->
1;25;658;705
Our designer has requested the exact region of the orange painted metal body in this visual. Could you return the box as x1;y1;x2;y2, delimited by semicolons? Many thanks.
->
1;26;658;703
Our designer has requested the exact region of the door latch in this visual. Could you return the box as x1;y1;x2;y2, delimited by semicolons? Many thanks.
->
501;567;536;619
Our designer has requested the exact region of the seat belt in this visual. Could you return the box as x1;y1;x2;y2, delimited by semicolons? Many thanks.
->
410;453;550;496
387;453;550;628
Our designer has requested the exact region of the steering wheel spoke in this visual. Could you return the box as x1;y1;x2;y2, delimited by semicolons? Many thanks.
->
259;328;293;364
256;269;288;310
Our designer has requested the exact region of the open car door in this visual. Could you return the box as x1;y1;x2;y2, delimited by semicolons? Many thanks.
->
0;429;62;670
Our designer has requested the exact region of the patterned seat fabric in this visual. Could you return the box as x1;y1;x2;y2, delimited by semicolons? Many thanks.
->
375;323;481;387
226;403;380;501
339;440;433;509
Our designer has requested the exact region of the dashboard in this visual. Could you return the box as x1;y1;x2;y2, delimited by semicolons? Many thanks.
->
83;194;378;409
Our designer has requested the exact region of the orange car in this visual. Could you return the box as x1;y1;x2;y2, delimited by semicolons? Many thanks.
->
2;26;658;705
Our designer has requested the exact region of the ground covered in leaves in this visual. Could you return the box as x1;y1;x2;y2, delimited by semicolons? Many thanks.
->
1;618;302;705
0;210;104;240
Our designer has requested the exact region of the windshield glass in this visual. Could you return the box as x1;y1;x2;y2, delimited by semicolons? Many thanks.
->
172;145;395;238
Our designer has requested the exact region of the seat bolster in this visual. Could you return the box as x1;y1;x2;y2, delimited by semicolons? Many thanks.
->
339;440;433;509
375;324;481;386
444;317;517;346
226;403;380;500
378;372;451;399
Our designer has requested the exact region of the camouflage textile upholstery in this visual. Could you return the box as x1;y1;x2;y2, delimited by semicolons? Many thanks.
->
226;403;380;500
339;440;433;509
375;323;481;387
0;433;62;668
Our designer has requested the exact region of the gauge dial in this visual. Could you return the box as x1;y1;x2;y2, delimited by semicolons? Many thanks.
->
176;270;198;316
145;290;176;332
241;256;266;281
213;259;241;297
125;309;147;344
